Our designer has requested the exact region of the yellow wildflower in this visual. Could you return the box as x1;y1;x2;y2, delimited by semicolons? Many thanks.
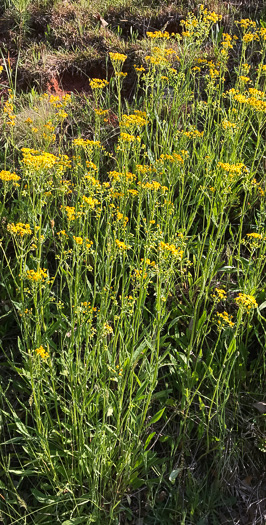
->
119;132;140;143
73;236;83;245
159;241;184;259
94;108;109;116
216;311;235;328
0;171;20;182
35;345;49;359
90;78;109;89
82;196;100;208
26;269;48;282
212;288;227;301
115;239;131;250
8;222;32;237
235;293;258;311
146;30;170;39
222;120;237;130
109;52;127;63
134;65;145;73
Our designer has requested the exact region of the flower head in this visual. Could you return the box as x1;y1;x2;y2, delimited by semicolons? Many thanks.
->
109;52;127;63
235;293;258;311
8;222;32;237
89;78;109;89
35;345;49;359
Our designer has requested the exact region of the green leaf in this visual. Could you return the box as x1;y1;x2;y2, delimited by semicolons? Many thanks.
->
8;469;37;476
106;406;113;417
197;310;207;332
62;519;85;525
147;407;165;427
169;468;182;483
144;432;156;450
31;489;57;504
259;301;266;311
12;414;31;437
227;338;236;356
134;381;148;402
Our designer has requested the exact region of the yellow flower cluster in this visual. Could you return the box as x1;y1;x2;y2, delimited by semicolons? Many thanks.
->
83;195;100;208
84;175;101;189
120;112;147;128
46;93;71;108
109;170;137;182
243;232;265;250
145;46;178;67
109;52;127;63
159;241;184;259
119;132;141;143
136;164;154;175
243;33;259;44
61;205;83;221
21;148;58;171
235;293;258;311
3;92;16;127
86;239;93;250
73;236;83;245
57;230;68;237
138;180;168;192
86;161;98;171
260;28;266;41
104;323;113;334
249;88;265;98
231;90;266;112
239;76;251;83
44;121;55;133
222;120;237;130
246;233;263;239
115;72;127;78
217;162;247;177
221;33;234;52
236;19;256;30
216;311;235;328
89;78;109;89
115;239;131;250
94;108;109;116
79;301;97;312
115;210;128;225
199;5;222;24
0;170;20;183
181;6;221;41
73;138;101;148
159;151;188;164
146;31;170;39
27;268;48;282
212;288;227;301
57;110;68;120
35;345;49;359
134;65;145;73
72;237;92;250
8;222;32;237
177;128;204;138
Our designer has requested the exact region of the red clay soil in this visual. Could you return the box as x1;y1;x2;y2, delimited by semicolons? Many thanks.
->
47;74;91;96
46;61;110;96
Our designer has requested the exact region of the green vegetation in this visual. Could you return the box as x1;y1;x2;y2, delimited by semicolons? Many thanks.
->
0;1;266;523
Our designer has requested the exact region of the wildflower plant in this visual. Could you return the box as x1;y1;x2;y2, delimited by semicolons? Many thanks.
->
109;52;127;118
0;6;266;524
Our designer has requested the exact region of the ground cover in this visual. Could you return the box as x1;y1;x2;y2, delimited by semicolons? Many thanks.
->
0;1;266;524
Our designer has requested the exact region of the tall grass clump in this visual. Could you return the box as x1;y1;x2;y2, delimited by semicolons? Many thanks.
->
0;5;266;524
